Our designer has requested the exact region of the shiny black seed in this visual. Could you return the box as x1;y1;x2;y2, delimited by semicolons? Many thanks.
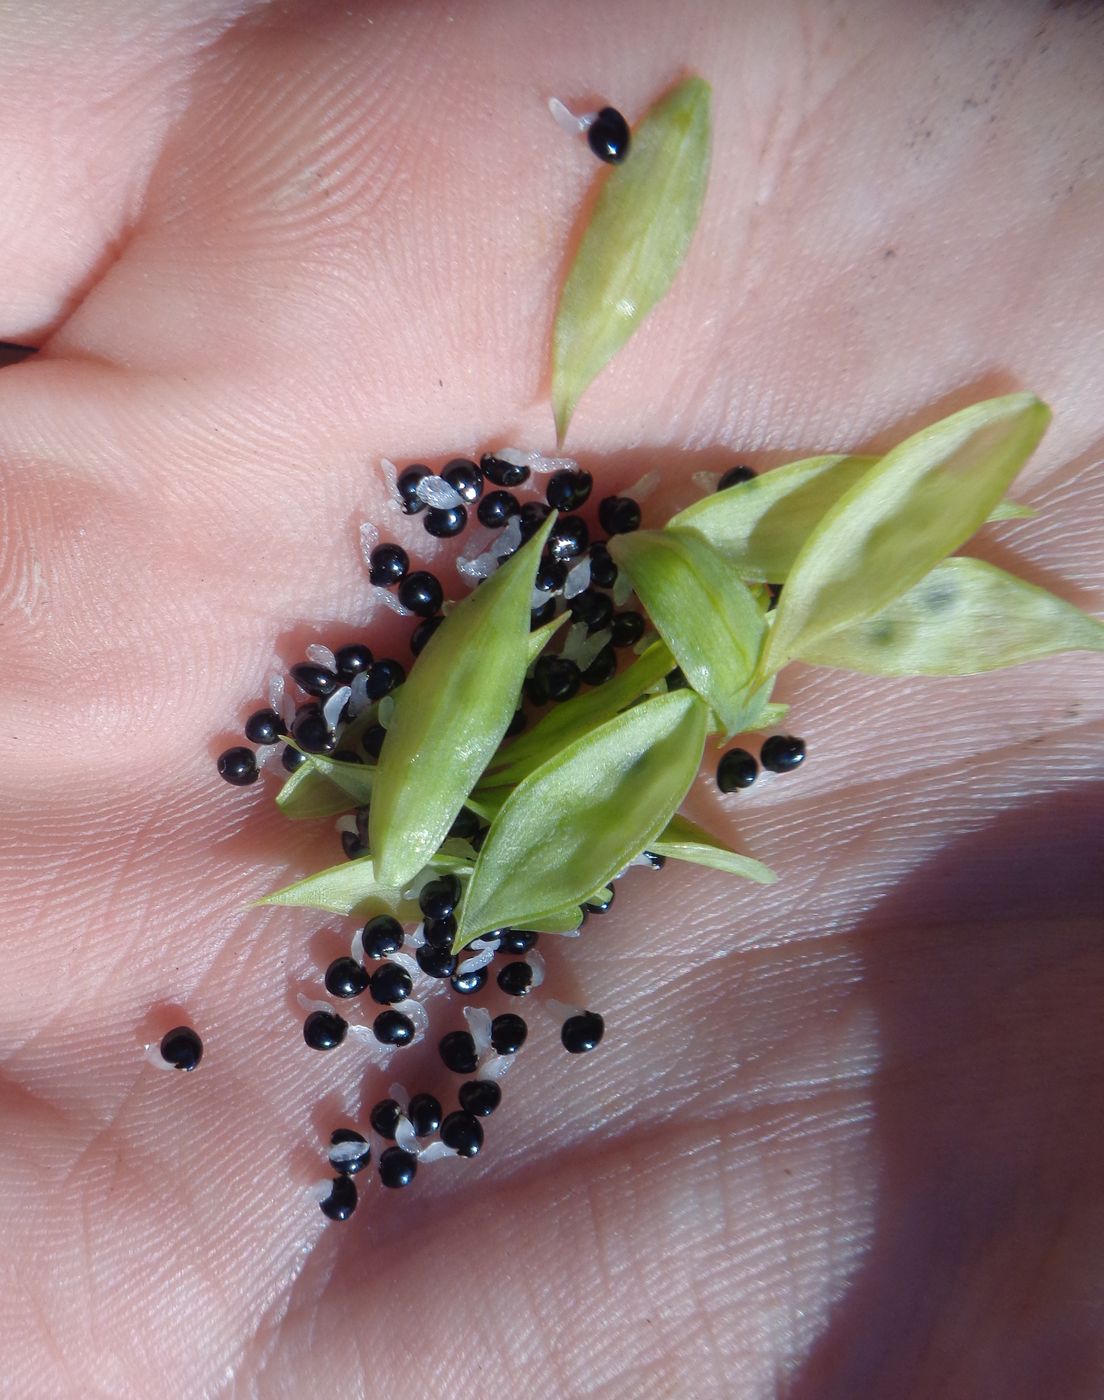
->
450;965;488;995
424;504;467;538
497;961;533;997
362;915;403;960
581;645;617;687
442;458;483;503
481;452;530;488
535;558;567;594
408;1093;442;1137
610;610;645;648
373;1009;415;1045
417;944;458;979
665;668;689;691
547;515;589;562
562;1010;605;1054
325;957;370;998
379;1145;418;1188
423;915;457;950
490;1013;528;1055
366;658;405;700
362;724;386;760
397;464;431;514
369;543;410;587
546;468;593;512
292;708;335;754
497;929;538;956
534;655;580;703
477;490;520;529
506;708;526;736
518;500;551;542
370;1098;402;1138
319;1175;358;1220
419;874;461;921
717;464;757;490
335;643;373;679
588;542;618;589
640;850;666;869
598;495;641;535
439;1030;479;1075
587;106;630;163
448;808;482;840
760;734;806;773
459;1080;502;1117
328;1129;371;1176
410;614;444;655
370;961;413;1005
244;708;285;745
341;830;367;860
304;1010;347;1051
569;588;614;633
440;1110;484;1158
530;599;557;630
584;887;614;914
217;746;258;786
159;1025;203;1071
281;744;307;771
717;748;758;792
290;662;338;698
397;570;442;617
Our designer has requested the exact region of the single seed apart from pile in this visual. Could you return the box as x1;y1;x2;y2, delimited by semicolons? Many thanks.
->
717;748;758;792
370;1098;402;1139
546;468;593;512
244;708;285;745
397;464;431;513
587;106;631;162
369;543;410;587
477;489;520;528
362;915;404;960
440;1111;484;1158
439;1030;479;1075
459;1080;502;1117
217;747;258;786
424;504;467;538
481;452;530;488
408;1093;443;1137
760;735;806;772
442;458;484;503
328;1129;371;1176
416;945;458;979
490;1013;528;1054
290;663;338;698
370;962;414;1006
325;957;370;998
335;644;373;680
159;1026;203;1071
410;614;444;655
319;1175;358;1221
717;464;756;490
304;1010;347;1051
398;570;443;617
450;965;488;995
374;1010;415;1045
497;962;534;997
379;1146;418;1188
562;1011;605;1054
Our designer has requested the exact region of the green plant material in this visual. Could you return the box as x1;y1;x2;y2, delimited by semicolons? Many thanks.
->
551;77;711;443
514;906;586;935
455;690;708;947
672;454;1034;583
649;814;777;882
528;610;570;661
988;498;1036;522
292;749;375;807
798;556;1104;675
609;528;766;737
759;394;1051;676
369;514;556;887
481;640;675;789
275;704;379;820
256;857;415;920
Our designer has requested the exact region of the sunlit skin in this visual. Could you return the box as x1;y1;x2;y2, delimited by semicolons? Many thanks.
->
1;2;1102;1395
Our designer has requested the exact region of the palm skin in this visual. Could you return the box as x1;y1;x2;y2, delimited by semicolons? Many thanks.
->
1;2;1102;1396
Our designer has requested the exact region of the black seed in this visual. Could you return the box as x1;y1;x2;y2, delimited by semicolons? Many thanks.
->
408;1093;443;1137
535;558;568;594
588;541;618;590
497;929;538;956
598;495;641;535
410;614;444;655
477;489;520;528
366;658;405;699
459;1080;502;1117
717;464;757;491
439;1030;479;1075
370;961;413;1005
440;1110;484;1158
281;744;307;771
481;452;530;488
717;748;758;792
561;1010;605;1054
490;1013;528;1054
546;468;593;512
610;610;645;648
335;643;373;680
417;944;458;979
640;850;666;870
362;724;386;760
304;1010;347;1051
760;734;806;773
397;569;442;617
368;542;409;588
362;915;403;960
518;500;551;542
290;662;338;698
292;708;335;754
423;915;457;950
582;645;617;687
244;708;285;745
448;808;482;840
497;961;534;997
373;1009;415;1045
319;1175;358;1221
442;458;483;503
506;708;526;736
217;746;258;786
419;874;461;921
587;106;630;163
397;464;431;513
569;588;614;633
370;1099;402;1139
159;1025;203;1071
665;668;689;692
328;1128;371;1176
341;830;367;860
424;504;467;538
450;965;488;995
379;1145;418;1188
584;887;614;914
530;599;557;630
547;515;589;562
534;655;580;703
325;957;369;998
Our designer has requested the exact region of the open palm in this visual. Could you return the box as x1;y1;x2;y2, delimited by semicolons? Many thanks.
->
2;3;1102;1396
